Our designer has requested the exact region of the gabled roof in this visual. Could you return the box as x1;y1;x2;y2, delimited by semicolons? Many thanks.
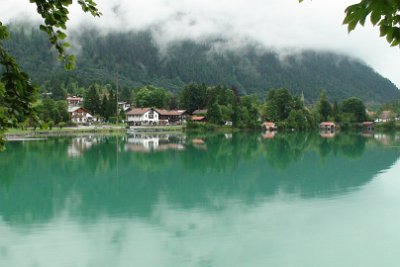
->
192;116;206;121
362;121;374;125
68;107;89;113
262;122;276;127
155;109;181;116
67;97;83;101
320;121;336;126
126;108;152;115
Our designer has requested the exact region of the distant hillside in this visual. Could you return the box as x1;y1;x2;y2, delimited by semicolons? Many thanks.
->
4;25;400;104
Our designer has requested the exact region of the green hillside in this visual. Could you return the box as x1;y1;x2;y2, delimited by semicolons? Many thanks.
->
4;25;400;104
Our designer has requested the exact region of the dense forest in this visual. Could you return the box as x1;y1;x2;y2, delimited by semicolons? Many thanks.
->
3;23;400;104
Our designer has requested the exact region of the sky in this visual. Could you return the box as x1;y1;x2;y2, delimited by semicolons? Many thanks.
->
1;0;400;88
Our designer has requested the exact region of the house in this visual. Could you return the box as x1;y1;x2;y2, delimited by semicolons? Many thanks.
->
118;101;131;112
192;109;208;115
319;121;336;131
126;108;159;126
68;107;93;124
376;110;393;123
261;122;277;131
362;121;374;132
67;96;83;107
156;109;186;125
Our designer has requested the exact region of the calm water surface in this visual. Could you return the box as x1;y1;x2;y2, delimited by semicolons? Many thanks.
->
0;132;400;267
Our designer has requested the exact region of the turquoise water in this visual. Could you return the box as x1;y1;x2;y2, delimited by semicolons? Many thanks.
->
0;132;399;267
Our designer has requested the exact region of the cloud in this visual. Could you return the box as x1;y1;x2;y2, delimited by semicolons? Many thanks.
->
1;0;400;87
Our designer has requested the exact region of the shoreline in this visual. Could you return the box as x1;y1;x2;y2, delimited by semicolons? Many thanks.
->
4;125;185;138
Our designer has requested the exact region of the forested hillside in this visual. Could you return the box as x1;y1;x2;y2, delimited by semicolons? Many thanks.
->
4;24;400;104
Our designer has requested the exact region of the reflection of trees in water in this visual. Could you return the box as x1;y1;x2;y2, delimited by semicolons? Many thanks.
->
261;133;315;169
0;132;399;225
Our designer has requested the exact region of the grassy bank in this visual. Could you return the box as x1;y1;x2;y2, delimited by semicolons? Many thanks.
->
5;125;126;138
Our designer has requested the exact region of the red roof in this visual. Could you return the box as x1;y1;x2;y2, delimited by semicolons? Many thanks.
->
362;121;374;125
320;122;336;126
126;108;152;115
155;109;181;116
192;116;206;121
67;97;83;101
262;122;276;127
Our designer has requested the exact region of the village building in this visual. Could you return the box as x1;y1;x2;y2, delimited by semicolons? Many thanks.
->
68;107;94;124
156;109;187;125
126;108;160;126
67;96;84;107
118;101;131;112
319;121;336;132
376;110;393;123
261;122;277;131
126;108;191;126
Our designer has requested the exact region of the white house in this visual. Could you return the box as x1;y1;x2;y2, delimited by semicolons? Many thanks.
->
118;101;131;112
68;107;94;124
67;96;84;107
126;108;159;126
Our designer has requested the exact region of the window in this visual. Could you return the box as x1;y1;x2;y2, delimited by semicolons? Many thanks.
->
149;111;154;119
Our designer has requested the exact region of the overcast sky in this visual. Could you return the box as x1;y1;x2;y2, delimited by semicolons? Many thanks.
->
2;0;400;88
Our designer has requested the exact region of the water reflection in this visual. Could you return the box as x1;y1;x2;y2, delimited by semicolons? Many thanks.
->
0;133;400;266
125;134;185;152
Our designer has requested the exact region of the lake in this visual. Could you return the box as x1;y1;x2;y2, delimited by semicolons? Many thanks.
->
0;132;400;267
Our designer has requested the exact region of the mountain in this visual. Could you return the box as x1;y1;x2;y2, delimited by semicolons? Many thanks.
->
4;25;400;104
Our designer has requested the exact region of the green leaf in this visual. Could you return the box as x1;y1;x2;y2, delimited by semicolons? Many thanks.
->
371;10;381;25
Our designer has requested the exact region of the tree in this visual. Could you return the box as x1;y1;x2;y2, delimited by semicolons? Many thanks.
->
207;102;223;125
300;0;400;47
316;90;332;122
132;85;172;109
0;0;101;147
84;84;100;115
178;83;207;113
264;88;293;121
341;97;367;122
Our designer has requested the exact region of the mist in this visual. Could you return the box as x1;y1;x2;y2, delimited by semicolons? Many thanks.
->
1;0;400;87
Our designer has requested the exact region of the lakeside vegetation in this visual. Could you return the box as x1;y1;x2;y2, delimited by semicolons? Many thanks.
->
3;79;400;137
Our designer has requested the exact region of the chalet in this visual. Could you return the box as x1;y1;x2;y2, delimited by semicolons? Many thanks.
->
156;109;187;125
67;96;83;107
319;121;336;131
376;110;394;123
261;122;277;131
68;107;93;124
126;108;159;126
362;121;374;132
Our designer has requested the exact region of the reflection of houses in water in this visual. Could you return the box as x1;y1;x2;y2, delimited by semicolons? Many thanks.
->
374;133;393;146
124;134;185;152
320;131;335;138
262;131;276;139
261;122;277;131
362;121;374;133
191;138;207;150
67;136;100;157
